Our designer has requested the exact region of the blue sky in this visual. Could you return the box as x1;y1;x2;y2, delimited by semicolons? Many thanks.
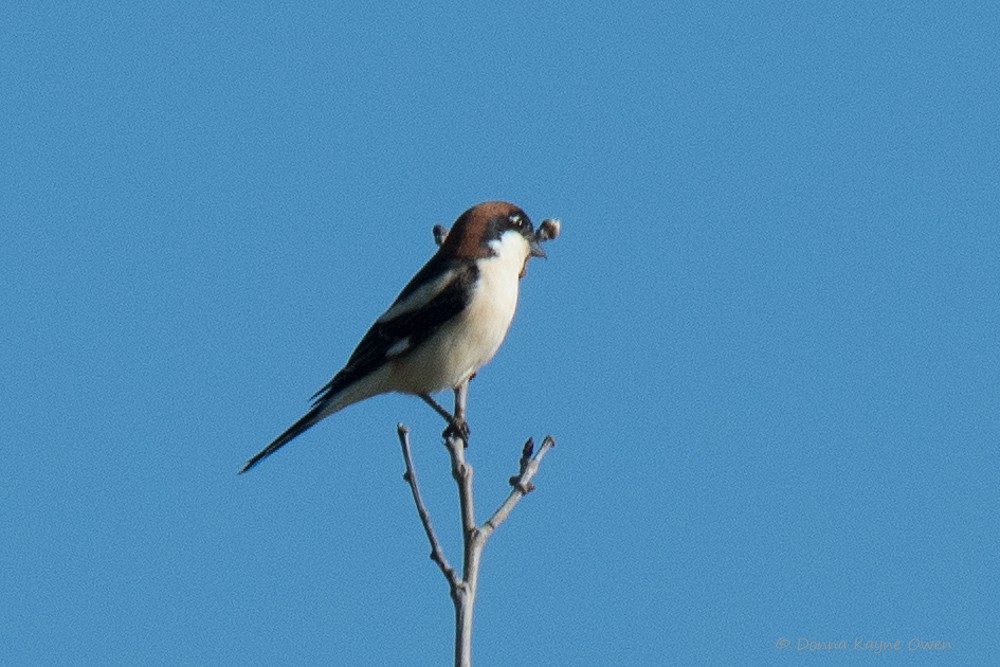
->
3;2;997;664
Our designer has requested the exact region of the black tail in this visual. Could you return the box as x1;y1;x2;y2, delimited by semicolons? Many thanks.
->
239;404;326;474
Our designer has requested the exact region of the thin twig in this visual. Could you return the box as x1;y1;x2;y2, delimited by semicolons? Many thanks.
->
483;435;555;538
443;382;476;537
433;224;448;246
447;381;479;667
447;439;477;537
397;423;459;590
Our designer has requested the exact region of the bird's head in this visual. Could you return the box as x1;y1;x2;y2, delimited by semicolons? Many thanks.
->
441;201;547;271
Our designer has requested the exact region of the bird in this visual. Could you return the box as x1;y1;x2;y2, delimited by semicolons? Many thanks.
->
239;201;549;474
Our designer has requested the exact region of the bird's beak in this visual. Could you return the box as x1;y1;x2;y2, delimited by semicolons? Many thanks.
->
529;238;547;258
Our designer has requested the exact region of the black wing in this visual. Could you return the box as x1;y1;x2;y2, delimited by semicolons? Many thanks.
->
310;259;478;404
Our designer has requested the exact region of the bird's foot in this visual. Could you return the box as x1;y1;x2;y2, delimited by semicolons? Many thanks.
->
443;418;470;445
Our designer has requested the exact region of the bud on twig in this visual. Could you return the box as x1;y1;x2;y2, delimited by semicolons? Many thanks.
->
433;224;448;246
536;218;560;242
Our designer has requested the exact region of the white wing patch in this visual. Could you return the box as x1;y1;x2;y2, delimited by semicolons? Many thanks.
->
377;269;456;323
386;337;411;357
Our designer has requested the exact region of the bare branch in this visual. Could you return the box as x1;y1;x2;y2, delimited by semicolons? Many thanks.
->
448;381;479;667
510;437;535;484
402;374;558;667
483;435;556;539
536;218;561;242
433;224;449;246
446;383;476;537
397;423;459;590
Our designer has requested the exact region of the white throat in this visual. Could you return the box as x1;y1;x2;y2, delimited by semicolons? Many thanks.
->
486;230;530;271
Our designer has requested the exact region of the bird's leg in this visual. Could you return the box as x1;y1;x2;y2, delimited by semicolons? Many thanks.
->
445;381;471;444
419;392;470;441
453;381;467;423
419;392;455;423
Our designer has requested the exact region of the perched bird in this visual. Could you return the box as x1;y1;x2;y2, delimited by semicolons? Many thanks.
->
239;201;548;474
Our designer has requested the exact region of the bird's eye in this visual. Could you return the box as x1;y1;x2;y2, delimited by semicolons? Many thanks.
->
508;214;524;228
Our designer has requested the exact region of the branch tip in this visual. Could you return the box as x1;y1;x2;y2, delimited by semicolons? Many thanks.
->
536;218;561;242
433;224;448;246
397;420;454;587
